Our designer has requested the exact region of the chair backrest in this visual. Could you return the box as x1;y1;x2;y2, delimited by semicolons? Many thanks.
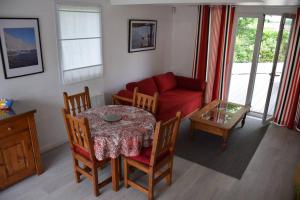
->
150;112;181;166
62;109;95;162
132;87;159;114
63;86;92;116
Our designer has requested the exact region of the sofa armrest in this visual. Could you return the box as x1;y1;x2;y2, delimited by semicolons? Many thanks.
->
112;95;132;105
112;90;133;105
175;75;206;92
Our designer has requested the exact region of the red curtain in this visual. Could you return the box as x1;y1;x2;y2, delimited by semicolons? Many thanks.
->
296;98;300;131
274;8;300;131
192;5;235;103
192;5;210;84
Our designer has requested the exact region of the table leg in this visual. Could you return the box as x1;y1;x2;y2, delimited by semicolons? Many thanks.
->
111;157;120;191
222;133;229;151
241;114;247;128
119;156;123;181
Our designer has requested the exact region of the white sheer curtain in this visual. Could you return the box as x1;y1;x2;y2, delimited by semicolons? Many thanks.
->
57;4;103;84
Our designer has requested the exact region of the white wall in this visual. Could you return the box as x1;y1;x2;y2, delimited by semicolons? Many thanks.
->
168;6;198;77
0;0;172;152
101;3;173;96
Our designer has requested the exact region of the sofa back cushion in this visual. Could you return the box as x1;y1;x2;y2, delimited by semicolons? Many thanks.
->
154;72;177;93
175;75;206;91
126;77;158;96
126;82;137;92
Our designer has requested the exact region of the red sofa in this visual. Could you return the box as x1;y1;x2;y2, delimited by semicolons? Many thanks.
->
115;72;206;122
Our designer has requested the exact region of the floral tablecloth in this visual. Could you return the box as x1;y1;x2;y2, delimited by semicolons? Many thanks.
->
78;105;156;160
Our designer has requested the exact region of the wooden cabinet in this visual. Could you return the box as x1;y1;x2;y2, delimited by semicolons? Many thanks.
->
0;109;43;190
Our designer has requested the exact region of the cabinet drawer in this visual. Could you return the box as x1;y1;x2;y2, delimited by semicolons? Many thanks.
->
0;118;29;138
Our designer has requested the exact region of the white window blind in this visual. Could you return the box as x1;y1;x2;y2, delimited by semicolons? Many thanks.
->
57;4;103;84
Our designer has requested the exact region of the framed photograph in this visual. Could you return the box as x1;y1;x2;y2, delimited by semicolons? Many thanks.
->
0;18;44;79
128;19;157;53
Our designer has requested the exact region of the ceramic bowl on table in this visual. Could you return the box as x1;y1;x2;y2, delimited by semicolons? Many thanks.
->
102;114;122;122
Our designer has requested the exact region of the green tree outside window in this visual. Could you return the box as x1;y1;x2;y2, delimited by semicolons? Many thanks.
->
234;17;289;63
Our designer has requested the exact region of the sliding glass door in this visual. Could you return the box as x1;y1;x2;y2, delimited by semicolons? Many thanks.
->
228;16;260;105
228;14;293;122
262;16;293;121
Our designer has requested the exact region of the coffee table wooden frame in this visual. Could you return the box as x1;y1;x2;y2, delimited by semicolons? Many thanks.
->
189;100;250;150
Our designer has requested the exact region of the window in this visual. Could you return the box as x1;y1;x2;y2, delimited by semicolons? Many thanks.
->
57;4;103;84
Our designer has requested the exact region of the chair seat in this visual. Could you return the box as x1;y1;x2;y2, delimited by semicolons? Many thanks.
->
74;145;92;160
73;145;110;167
128;147;170;166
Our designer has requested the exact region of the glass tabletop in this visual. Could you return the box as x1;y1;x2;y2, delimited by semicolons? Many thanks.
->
201;102;242;124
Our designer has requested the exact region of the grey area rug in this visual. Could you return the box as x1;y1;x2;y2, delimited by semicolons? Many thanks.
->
175;116;269;179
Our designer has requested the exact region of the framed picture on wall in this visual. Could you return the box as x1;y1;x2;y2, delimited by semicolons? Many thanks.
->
0;18;44;79
128;19;157;53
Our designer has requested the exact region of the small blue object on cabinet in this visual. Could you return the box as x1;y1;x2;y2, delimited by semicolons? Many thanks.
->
0;98;14;110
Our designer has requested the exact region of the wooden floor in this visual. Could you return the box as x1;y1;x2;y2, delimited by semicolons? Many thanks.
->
1;123;300;200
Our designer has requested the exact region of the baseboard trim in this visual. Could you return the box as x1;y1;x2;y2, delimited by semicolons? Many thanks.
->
40;138;68;153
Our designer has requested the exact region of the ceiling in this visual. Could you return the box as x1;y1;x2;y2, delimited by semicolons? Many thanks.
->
110;0;300;6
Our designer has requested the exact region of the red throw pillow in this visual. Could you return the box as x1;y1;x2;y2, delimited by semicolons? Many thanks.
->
136;77;158;95
154;72;177;93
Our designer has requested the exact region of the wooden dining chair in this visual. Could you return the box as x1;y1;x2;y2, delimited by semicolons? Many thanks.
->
62;109;111;196
63;86;92;116
132;87;159;114
123;111;182;200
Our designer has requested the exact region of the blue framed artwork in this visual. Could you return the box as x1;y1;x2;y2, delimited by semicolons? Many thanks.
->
0;18;44;79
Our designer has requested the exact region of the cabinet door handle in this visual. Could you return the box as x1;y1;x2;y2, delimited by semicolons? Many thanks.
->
7;127;12;131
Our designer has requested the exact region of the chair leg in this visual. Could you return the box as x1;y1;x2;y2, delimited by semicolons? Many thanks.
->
166;160;173;186
118;156;123;180
148;172;154;200
123;158;129;188
92;165;100;197
73;159;81;183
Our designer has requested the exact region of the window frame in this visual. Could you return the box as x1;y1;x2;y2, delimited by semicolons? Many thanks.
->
55;2;103;85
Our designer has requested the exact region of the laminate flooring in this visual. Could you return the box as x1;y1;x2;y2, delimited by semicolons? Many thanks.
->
1;123;299;200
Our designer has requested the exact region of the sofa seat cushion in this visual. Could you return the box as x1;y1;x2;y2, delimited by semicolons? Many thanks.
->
128;146;170;166
126;77;158;96
157;89;202;122
154;72;177;93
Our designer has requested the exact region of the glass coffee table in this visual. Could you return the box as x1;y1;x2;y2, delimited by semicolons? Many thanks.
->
189;100;250;150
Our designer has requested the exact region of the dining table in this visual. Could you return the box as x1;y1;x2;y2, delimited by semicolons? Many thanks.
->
77;105;156;191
